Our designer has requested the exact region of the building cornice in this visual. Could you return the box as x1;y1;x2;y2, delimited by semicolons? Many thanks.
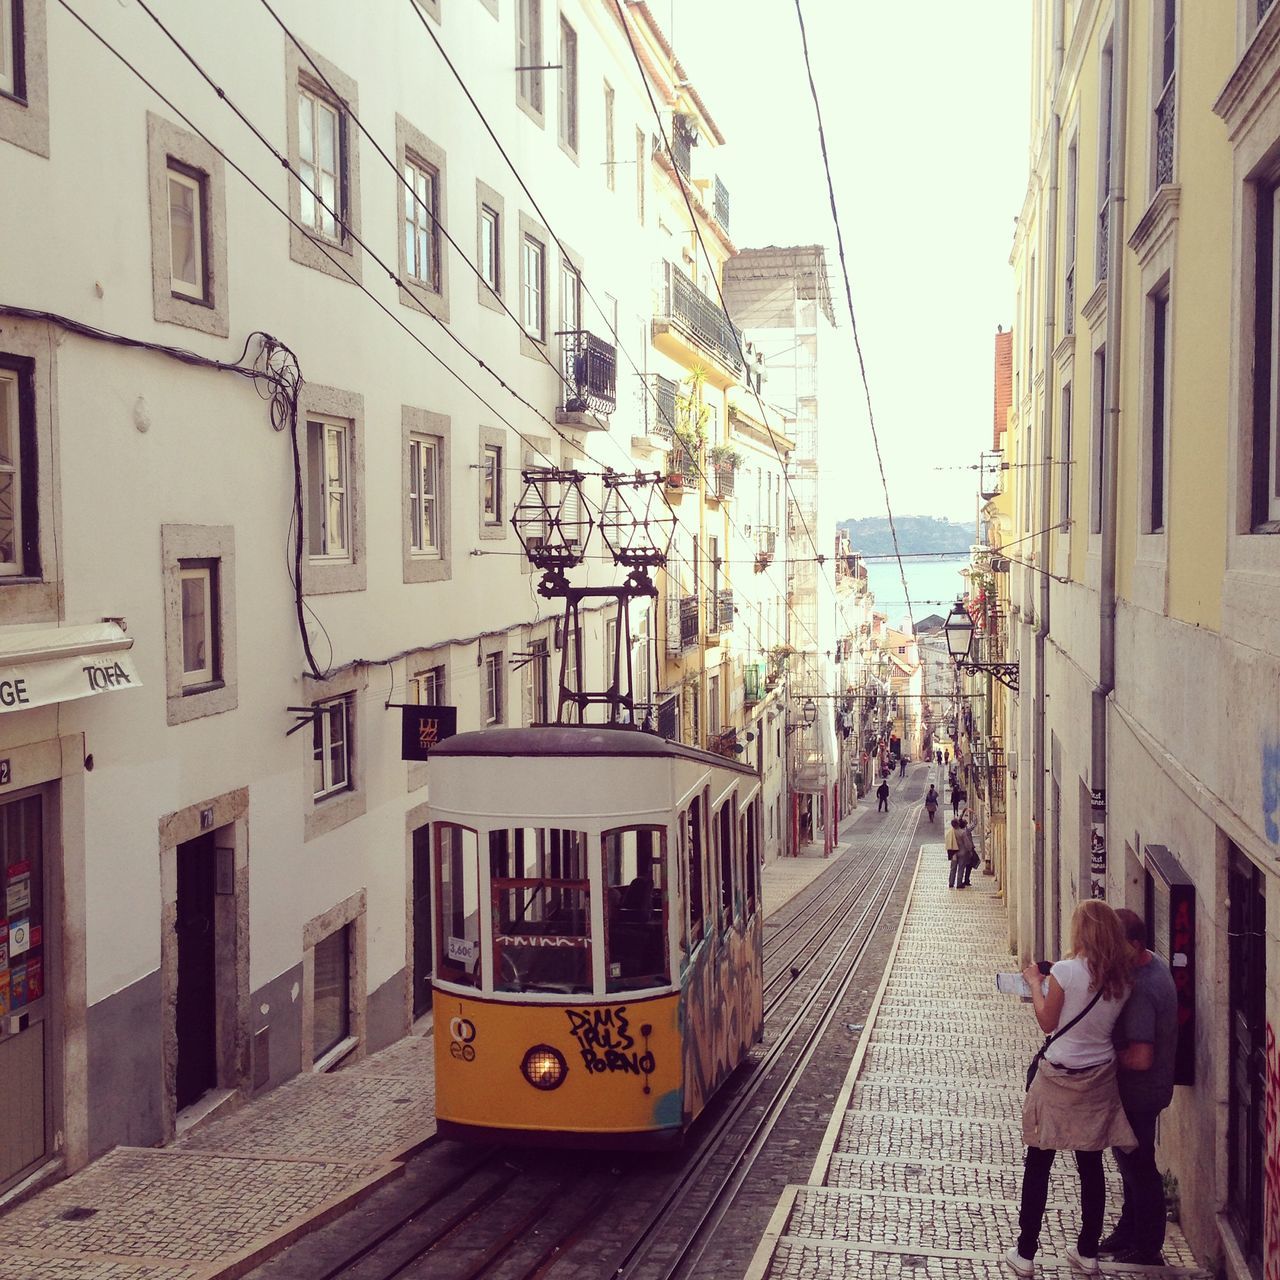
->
1080;277;1108;330
1127;184;1180;268
1213;4;1280;141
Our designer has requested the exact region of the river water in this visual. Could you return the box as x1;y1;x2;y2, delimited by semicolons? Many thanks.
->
862;556;969;630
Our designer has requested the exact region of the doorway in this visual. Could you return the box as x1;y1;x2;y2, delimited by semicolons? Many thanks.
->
175;833;217;1111
1227;846;1266;1272
411;824;433;1019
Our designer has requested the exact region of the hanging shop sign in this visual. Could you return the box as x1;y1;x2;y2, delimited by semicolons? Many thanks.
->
0;623;141;714
400;704;458;761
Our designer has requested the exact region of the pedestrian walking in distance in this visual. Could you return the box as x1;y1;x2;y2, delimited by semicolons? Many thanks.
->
950;781;964;816
1006;900;1137;1277
936;748;943;766
876;779;890;812
1098;908;1179;1266
899;755;908;778
925;785;939;823
945;819;963;887
956;819;978;887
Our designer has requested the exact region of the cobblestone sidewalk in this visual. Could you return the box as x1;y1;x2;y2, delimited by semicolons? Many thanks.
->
0;1036;435;1280
746;849;1211;1279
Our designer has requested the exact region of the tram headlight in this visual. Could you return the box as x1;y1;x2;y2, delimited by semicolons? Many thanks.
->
520;1044;568;1091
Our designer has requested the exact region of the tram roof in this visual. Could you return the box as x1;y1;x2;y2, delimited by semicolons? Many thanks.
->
432;726;758;777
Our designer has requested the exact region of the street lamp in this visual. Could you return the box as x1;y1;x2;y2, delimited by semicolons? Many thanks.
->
802;698;818;727
944;599;1019;691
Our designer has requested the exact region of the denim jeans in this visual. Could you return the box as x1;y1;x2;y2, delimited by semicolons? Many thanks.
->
1112;1107;1166;1254
1017;1145;1105;1260
947;855;962;887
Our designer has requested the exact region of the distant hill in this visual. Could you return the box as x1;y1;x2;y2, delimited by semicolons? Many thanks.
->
838;515;972;556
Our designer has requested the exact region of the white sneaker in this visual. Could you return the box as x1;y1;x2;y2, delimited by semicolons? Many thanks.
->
1065;1247;1099;1274
1004;1246;1034;1276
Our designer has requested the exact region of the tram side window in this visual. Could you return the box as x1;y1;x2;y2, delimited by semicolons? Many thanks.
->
491;827;591;994
436;824;481;988
604;827;669;992
717;796;735;930
745;800;758;917
687;794;705;946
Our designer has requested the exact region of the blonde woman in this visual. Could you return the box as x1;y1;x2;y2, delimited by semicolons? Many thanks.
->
1005;900;1137;1277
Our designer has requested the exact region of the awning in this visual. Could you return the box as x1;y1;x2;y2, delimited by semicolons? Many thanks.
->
0;622;141;713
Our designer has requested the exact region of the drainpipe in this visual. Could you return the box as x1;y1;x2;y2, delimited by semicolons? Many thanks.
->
1094;0;1129;889
1030;0;1066;959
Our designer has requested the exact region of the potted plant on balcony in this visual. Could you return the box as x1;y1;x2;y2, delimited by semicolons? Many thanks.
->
707;444;742;499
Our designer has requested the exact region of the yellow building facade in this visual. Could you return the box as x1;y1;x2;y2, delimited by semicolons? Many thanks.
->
1006;3;1280;1272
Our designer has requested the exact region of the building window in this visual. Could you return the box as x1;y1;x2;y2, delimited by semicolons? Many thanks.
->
636;127;646;224
558;17;578;153
521;233;546;340
411;663;446;706
409;434;441;556
297;85;344;241
1064;139;1078;334
1097;38;1114;282
179;561;218;688
1153;0;1176;191
1149;291;1170;532
0;0;22;101
1091;346;1106;534
480;203;500;292
0;361;33;578
708;672;720;736
312;924;351;1062
516;0;543;114
313;696;352;800
485;652;504;724
167;163;208;303
306;417;351;560
1254;180;1280;528
1059;382;1073;525
560;259;581;337
604;82;616;191
404;156;440;290
529;638;549;723
482;443;502;526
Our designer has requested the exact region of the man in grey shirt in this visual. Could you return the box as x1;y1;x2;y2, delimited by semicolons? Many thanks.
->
1099;907;1179;1265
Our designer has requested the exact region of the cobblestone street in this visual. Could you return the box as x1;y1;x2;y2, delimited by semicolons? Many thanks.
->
747;849;1211;1280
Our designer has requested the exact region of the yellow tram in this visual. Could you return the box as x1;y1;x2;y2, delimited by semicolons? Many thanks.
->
429;725;764;1148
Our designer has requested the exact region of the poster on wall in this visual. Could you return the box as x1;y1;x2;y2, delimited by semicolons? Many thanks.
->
1090;787;1107;898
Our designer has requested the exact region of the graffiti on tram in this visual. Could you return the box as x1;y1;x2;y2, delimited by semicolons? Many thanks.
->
565;1004;657;1091
680;917;763;1120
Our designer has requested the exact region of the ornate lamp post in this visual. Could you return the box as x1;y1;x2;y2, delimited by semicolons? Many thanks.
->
944;600;1018;691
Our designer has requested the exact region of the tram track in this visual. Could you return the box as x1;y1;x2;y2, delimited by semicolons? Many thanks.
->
247;784;927;1280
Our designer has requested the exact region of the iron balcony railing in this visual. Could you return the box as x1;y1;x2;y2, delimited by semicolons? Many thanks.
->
1154;76;1176;188
713;176;730;232
760;526;777;556
679;595;699;648
668;440;700;486
1097;198;1110;281
661;262;743;373
714;461;735;498
716;589;734;632
651;373;677;439
672;113;695;178
560;329;617;415
656;692;678;740
1064;263;1075;336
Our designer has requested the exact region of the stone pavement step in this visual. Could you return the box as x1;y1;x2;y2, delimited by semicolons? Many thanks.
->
0;1035;436;1280
745;852;1212;1280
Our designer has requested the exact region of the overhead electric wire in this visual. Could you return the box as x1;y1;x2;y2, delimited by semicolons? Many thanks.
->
792;0;915;634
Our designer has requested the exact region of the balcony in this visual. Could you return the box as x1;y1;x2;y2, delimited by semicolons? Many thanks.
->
1154;77;1176;188
672;113;695;179
666;440;701;491
755;526;776;571
713;176;730;232
650;373;677;440
654;262;744;381
1097;198;1110;281
744;663;764;705
679;595;699;648
716;589;734;633
713;461;735;499
557;329;617;426
1064;264;1075;336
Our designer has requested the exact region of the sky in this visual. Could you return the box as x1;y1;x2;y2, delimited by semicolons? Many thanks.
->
668;0;1032;525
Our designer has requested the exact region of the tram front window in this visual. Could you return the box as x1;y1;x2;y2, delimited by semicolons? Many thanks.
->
491;828;591;993
436;824;481;988
604;827;669;992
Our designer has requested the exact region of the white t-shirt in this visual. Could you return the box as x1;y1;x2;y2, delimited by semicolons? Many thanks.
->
1044;957;1124;1068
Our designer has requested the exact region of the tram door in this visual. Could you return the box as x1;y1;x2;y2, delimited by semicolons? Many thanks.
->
175;833;217;1111
411;824;433;1017
0;792;51;1190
